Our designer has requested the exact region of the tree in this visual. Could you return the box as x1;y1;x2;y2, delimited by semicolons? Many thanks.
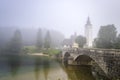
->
7;30;23;54
36;28;43;49
113;34;120;49
44;31;51;49
95;25;117;48
75;35;86;47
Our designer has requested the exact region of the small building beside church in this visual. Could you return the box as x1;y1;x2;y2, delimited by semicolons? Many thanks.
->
62;17;93;48
62;33;79;48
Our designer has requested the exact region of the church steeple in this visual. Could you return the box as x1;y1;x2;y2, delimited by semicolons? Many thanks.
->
84;16;93;48
86;16;91;25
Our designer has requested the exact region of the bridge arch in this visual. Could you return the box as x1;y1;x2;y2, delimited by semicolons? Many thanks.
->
74;54;108;76
64;52;70;58
63;52;71;65
63;50;108;75
74;55;93;65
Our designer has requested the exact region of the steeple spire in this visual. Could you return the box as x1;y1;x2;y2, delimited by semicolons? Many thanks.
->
86;16;91;25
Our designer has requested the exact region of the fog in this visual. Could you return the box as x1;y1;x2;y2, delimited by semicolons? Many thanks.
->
0;1;120;80
0;27;64;48
0;0;120;38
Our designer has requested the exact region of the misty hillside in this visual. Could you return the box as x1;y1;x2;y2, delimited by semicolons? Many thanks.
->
0;27;64;47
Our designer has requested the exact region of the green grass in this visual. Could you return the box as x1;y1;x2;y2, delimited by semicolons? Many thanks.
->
42;49;61;56
23;46;37;53
23;46;61;56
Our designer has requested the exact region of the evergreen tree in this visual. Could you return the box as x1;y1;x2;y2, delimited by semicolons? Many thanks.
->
36;28;43;49
7;30;22;54
95;25;117;48
44;31;51;49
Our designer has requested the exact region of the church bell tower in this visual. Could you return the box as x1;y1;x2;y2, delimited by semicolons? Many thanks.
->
84;17;93;48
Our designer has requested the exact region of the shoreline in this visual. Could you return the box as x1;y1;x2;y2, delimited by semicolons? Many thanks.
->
27;53;49;56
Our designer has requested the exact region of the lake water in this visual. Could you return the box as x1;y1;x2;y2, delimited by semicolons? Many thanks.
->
0;55;108;80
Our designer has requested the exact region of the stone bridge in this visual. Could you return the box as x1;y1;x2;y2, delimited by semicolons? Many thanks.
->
62;48;120;79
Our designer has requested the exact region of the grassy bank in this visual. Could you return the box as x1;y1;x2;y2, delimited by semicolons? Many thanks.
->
23;46;61;56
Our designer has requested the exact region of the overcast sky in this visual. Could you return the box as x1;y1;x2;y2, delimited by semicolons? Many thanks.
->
0;0;120;38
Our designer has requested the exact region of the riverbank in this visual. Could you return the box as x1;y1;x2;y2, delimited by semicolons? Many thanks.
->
27;53;49;56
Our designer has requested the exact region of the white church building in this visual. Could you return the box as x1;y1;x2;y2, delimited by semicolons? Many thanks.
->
62;17;93;48
84;17;93;48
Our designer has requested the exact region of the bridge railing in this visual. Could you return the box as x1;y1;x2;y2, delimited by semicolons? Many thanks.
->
63;48;120;55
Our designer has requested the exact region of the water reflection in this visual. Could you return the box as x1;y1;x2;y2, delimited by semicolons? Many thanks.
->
65;65;96;80
0;55;109;80
34;57;42;80
7;55;21;77
43;58;50;80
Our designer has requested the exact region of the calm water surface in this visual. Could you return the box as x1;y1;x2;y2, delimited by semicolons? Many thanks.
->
0;55;106;80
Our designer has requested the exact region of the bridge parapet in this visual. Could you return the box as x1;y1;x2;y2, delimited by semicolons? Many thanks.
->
63;48;120;55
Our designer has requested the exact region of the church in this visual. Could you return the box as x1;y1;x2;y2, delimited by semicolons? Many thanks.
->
62;17;93;48
84;17;93;48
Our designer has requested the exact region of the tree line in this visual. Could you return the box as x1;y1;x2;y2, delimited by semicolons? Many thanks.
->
36;28;51;50
74;24;120;49
94;24;120;49
1;24;120;55
72;24;120;49
0;28;52;54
